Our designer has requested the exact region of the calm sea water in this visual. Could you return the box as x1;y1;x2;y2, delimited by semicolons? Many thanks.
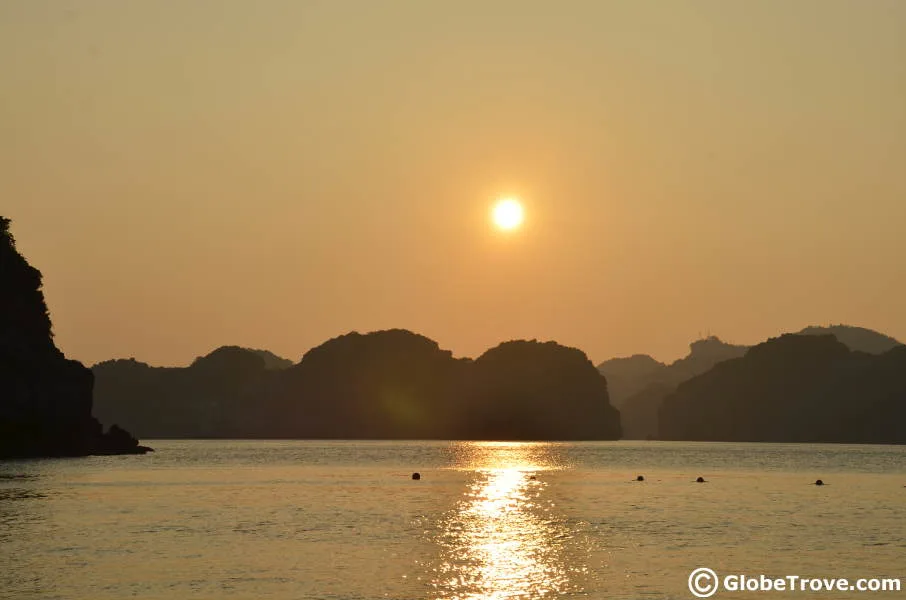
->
1;440;904;599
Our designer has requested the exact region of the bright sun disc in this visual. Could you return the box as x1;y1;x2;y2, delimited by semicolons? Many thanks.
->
492;198;524;231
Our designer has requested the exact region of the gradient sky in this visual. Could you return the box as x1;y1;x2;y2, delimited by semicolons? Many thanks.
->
3;1;905;367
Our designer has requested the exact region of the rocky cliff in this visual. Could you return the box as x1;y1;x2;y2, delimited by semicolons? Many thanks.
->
0;217;150;458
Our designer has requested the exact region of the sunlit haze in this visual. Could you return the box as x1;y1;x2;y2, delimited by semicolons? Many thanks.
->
2;1;904;367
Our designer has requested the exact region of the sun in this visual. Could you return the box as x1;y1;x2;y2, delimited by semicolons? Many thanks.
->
491;198;524;231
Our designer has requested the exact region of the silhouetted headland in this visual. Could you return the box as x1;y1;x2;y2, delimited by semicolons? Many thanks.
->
601;328;903;442
0;217;151;459
659;334;906;444
93;331;622;441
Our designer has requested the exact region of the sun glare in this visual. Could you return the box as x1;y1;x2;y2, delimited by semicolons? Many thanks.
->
492;198;524;231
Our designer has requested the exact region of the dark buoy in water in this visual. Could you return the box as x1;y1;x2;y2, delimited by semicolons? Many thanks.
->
411;472;421;480
696;476;706;483
814;479;824;486
528;475;537;481
636;475;645;482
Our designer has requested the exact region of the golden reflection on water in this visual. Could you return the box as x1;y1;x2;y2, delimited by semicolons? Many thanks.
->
430;442;586;599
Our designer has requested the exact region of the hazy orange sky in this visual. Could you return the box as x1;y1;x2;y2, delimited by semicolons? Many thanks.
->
3;1;905;367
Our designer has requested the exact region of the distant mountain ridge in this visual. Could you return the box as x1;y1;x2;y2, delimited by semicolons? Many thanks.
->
90;324;905;444
596;337;749;407
659;334;906;443
92;331;621;441
597;326;902;439
189;346;294;370
796;325;902;355
594;354;666;408
597;336;748;438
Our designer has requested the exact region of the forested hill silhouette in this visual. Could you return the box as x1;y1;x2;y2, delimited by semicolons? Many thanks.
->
246;348;293;370
597;337;749;408
467;340;621;440
597;337;748;439
797;325;902;354
659;334;906;444
92;331;622;440
0;216;150;458
599;328;902;440
93;346;282;438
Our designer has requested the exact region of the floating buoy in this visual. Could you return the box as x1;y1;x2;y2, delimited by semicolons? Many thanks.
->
411;472;421;480
814;479;824;486
636;475;645;482
528;475;537;481
696;476;706;483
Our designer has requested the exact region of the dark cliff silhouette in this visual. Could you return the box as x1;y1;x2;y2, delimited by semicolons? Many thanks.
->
268;330;470;439
0;217;150;458
599;328;902;440
92;331;622;440
597;337;747;439
465;340;621;440
658;334;906;443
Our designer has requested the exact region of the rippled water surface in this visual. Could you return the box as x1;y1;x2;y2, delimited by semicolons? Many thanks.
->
1;441;905;599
